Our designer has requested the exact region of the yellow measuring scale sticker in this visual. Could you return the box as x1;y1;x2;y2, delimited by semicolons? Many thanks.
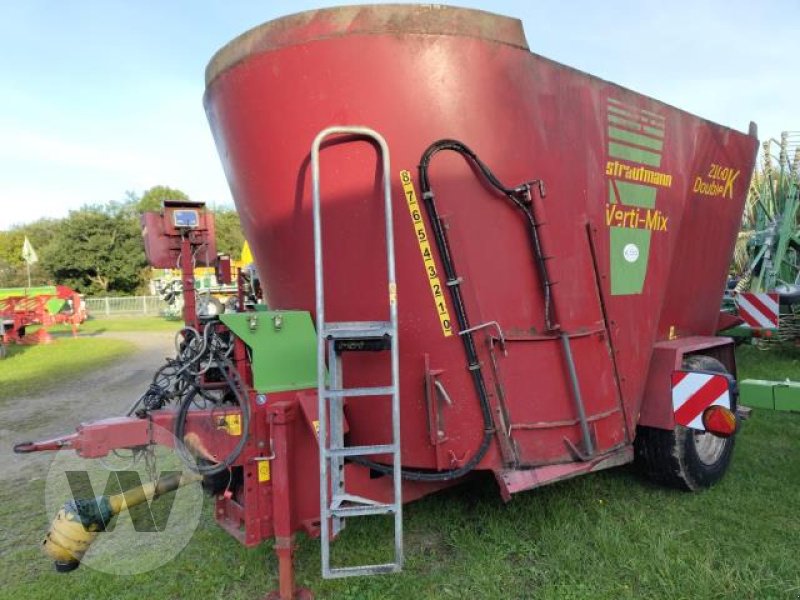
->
400;170;453;337
257;460;271;482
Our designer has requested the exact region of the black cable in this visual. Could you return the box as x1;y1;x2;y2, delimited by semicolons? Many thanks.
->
127;318;251;476
352;139;545;481
173;350;251;476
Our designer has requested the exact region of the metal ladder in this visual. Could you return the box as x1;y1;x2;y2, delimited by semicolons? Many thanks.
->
311;126;403;578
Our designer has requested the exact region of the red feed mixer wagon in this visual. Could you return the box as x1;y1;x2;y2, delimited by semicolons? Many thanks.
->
16;5;758;598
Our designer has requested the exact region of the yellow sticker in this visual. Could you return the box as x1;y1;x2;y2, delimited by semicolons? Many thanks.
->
400;170;453;337
257;460;271;482
312;420;320;438
217;414;242;436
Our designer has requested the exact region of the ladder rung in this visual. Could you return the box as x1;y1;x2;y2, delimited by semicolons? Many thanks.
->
323;321;393;339
326;563;401;578
324;386;395;398
329;503;397;518
326;444;395;458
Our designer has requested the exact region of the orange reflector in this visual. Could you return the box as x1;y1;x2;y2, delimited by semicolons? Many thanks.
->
702;405;737;438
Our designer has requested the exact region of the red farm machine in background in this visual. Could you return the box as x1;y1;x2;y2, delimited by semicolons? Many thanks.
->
0;285;85;354
16;6;758;599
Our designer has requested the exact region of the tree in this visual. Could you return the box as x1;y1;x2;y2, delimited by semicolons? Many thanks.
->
0;218;61;287
214;208;245;259
43;206;147;295
137;186;190;213
0;187;245;293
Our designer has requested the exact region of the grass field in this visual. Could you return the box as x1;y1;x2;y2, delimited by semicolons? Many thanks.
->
48;316;182;334
0;337;136;403
0;342;798;599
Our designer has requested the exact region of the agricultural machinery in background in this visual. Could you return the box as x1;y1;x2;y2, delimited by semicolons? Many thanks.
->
150;242;260;319
725;132;800;338
0;285;85;357
14;6;759;599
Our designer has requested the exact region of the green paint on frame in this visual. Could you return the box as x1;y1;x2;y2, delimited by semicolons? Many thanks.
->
643;125;664;137
610;227;652;295
641;108;666;121
220;310;318;393
607;104;641;121
612;180;657;208
607;114;665;138
608;126;664;151
608;141;662;167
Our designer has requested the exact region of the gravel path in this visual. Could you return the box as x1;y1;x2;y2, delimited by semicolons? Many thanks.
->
0;331;176;483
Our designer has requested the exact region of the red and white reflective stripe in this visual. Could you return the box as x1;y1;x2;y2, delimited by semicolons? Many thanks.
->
736;292;779;329
671;371;731;430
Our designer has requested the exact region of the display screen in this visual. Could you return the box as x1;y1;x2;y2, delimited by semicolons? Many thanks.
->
172;209;200;229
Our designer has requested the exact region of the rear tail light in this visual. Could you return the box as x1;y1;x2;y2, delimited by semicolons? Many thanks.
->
702;405;737;438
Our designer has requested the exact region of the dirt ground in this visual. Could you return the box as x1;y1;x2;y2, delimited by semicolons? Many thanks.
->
0;331;176;484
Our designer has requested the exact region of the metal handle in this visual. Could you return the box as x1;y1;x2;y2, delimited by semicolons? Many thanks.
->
459;320;507;356
311;126;396;332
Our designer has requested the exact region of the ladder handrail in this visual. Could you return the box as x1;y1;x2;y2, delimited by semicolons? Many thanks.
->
311;125;397;329
311;126;403;578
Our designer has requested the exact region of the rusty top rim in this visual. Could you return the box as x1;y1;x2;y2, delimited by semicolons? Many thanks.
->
205;4;528;87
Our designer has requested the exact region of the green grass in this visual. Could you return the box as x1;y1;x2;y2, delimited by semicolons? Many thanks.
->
1;344;799;599
0;337;136;402
47;316;182;334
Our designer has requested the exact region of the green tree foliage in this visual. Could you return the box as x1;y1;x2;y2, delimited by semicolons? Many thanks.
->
42;205;147;295
136;185;190;213
0;187;244;294
0;218;61;287
214;207;245;259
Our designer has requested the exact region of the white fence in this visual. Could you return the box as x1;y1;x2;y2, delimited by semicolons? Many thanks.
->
84;295;169;317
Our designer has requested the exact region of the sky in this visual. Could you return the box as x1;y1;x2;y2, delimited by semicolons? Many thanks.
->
1;0;797;230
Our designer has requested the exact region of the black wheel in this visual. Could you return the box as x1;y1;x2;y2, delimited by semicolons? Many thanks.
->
775;283;800;306
634;355;737;491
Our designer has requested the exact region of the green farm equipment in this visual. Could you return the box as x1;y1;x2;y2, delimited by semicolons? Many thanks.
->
726;132;800;338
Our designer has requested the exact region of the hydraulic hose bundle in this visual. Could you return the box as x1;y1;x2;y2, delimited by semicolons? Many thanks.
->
128;319;250;476
354;139;547;481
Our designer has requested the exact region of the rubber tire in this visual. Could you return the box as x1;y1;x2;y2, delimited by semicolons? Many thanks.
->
634;355;737;491
197;295;224;317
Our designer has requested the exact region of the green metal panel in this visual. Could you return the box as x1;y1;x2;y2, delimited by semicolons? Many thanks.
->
0;286;57;300
739;379;775;410
220;310;317;393
608;141;662;167
46;298;66;315
774;382;800;412
609;226;651;295
0;287;65;315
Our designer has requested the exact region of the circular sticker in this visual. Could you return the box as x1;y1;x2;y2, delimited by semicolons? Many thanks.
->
623;243;640;263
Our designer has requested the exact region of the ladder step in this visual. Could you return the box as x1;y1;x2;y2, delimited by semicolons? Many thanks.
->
323;321;393;339
324;386;395;398
326;563;401;578
329;503;397;518
326;444;395;458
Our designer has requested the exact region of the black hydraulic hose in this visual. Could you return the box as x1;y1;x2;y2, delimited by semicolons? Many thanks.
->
351;140;540;482
420;140;555;329
174;375;250;476
174;334;251;476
